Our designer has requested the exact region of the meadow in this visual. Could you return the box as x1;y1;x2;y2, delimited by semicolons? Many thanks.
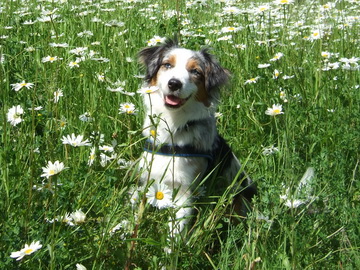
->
1;0;359;269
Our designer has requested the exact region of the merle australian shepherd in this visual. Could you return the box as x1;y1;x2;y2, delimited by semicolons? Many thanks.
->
138;39;256;235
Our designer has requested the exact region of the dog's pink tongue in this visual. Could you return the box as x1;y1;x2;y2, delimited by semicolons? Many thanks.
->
165;95;182;106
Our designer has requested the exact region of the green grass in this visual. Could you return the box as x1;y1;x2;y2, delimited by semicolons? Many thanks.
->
1;0;360;269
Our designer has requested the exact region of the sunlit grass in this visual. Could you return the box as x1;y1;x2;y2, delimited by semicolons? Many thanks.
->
1;0;360;269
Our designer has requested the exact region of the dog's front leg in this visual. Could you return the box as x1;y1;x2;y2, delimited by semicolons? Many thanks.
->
168;187;194;236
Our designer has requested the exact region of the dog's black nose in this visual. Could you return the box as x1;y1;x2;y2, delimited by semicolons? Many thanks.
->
168;79;182;91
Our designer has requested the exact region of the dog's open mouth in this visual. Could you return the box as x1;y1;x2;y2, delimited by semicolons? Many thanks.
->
164;95;189;108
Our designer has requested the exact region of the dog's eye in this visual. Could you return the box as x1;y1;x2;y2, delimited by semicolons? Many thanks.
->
190;68;201;76
162;63;172;69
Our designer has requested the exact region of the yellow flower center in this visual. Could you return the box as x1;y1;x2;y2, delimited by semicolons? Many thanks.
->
21;83;27;87
155;191;164;200
49;57;55;61
24;248;33;255
273;109;281;114
150;130;156;137
49;169;55;175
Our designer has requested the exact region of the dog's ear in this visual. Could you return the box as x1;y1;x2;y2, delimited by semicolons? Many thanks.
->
138;39;177;82
200;48;231;92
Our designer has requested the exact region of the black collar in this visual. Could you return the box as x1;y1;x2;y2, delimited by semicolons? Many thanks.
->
143;139;213;161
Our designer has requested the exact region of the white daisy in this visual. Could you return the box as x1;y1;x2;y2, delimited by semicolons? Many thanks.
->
119;102;137;114
42;55;60;63
245;77;260;84
61;133;91;147
270;52;284;62
53;89;63;103
69;47;88;56
23;20;36;25
11;80;34;92
220;26;242;33
235;44;247;50
76;263;87;270
49;42;69;48
222;6;241;15
282;75;295;80
147;35;166;46
137;86;159;95
10;241;42;261
87;147;96;166
273;0;294;5
70;209;86;224
265;104;284;116
7;105;24;126
107;86;125;92
321;51;332;59
273;69;282;79
146;182;174;209
217;35;232;42
258;63;271;68
283;199;305;208
99;145;114;152
96;73;105;82
254;4;270;13
25;46;35;52
77;31;93;37
60;213;75;226
309;29;324;40
68;60;80;68
41;160;66;178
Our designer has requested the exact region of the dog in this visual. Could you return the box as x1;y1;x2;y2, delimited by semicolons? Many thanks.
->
138;39;256;235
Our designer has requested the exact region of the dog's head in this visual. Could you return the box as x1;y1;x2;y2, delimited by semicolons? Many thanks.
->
138;40;230;110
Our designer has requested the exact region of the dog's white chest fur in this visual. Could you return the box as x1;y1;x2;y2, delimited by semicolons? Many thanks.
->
139;153;208;189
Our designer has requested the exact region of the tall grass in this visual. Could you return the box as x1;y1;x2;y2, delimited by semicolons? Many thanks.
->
1;0;359;269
